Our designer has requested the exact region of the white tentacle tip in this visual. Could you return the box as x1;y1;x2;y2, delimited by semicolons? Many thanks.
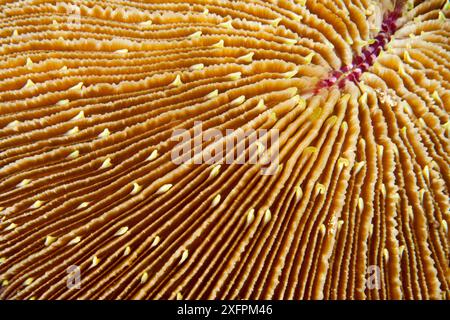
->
140;272;148;284
209;165;221;178
218;20;233;29
139;20;152;27
77;202;89;209
130;182;142;195
67;236;81;246
246;208;255;226
179;249;189;265
151;235;160;248
17;179;31;188
23;278;34;286
146;150;158;161
211;39;224;48
263;209;272;225
5;223;17;231
91;255;100;268
44;235;57;246
156;184;172;195
26;57;33;67
67;150;79;159
190;63;204;71
72;111;84;121
230;95;245;106
31;200;44;209
188;31;202;39
237;52;254;63
100;157;112;169
205;89;219;99
170;74;183;87
211;194;221;208
98;128;110;139
114;226;129;237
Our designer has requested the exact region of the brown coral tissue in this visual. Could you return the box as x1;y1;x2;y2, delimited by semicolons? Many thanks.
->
0;0;448;300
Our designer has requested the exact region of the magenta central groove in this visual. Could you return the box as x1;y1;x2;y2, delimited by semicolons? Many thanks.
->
315;1;406;93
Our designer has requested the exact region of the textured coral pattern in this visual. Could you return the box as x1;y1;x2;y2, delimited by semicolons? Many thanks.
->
0;0;449;300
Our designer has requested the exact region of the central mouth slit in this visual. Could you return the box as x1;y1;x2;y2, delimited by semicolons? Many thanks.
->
315;0;406;92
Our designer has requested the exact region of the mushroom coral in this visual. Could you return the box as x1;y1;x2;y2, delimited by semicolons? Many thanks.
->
0;0;449;300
